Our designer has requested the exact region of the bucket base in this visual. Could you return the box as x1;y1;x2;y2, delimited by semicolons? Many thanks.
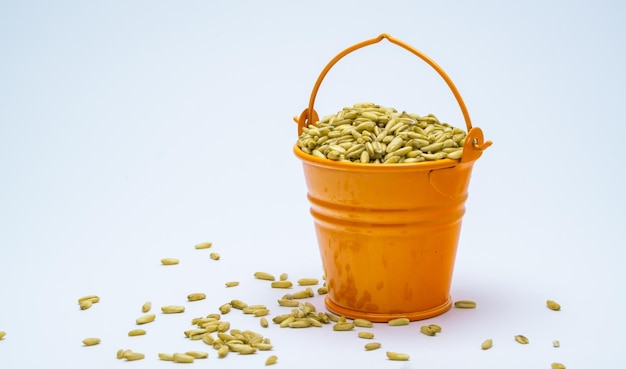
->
324;295;453;322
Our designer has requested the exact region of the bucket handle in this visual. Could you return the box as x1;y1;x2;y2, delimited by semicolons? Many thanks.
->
295;33;492;162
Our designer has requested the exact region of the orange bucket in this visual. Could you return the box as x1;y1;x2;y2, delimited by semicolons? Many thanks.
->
293;34;492;322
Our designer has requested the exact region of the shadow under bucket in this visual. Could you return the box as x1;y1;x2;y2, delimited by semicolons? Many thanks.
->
293;34;492;322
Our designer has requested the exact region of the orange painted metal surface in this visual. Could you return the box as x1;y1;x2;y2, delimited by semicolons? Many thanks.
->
294;34;491;321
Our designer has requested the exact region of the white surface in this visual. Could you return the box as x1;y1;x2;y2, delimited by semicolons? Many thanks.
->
1;0;625;368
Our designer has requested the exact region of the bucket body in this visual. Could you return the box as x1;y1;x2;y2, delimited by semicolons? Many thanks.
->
293;34;491;322
295;146;478;321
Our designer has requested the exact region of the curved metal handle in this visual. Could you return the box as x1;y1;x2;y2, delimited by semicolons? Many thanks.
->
295;34;492;162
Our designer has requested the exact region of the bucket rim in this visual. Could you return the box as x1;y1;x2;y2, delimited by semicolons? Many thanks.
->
293;144;460;172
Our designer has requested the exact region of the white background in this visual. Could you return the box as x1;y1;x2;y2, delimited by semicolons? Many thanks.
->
1;1;624;368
